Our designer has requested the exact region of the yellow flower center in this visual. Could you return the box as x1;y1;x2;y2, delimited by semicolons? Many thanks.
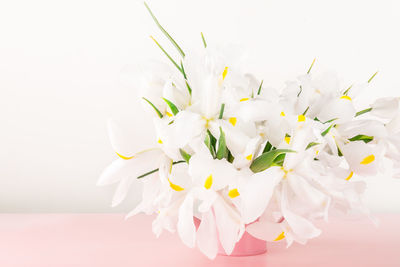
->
222;66;228;80
274;231;285;241
168;179;184;191
345;171;354;181
298;114;306;122
360;154;375;165
340;95;352;101
229;117;237;126
228;188;240;198
204;175;213;189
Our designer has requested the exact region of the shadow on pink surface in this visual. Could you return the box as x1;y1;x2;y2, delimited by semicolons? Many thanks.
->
0;214;399;267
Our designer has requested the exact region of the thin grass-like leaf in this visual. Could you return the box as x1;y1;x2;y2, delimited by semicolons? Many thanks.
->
142;97;163;118
368;71;378;83
343;84;353;95
348;134;373;143
150;36;183;75
144;2;185;57
201;32;207;48
180;60;187;79
137;160;185;179
355;107;372;117
307;58;316;74
321;124;334;136
163;98;179;115
306;142;320;150
302;106;310;115
257;80;264;95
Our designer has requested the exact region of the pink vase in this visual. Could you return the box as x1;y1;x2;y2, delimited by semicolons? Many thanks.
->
194;217;267;257
218;230;267;257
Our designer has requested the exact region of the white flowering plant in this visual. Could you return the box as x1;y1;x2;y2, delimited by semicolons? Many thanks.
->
98;3;400;259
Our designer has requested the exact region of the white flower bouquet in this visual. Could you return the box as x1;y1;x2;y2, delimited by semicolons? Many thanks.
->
98;3;400;259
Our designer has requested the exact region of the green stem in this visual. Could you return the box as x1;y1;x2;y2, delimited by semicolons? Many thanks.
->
201;32;207;48
144;2;185;57
307;58;316;74
355;107;372;117
150;36;183;75
137;160;185;179
218;103;225;119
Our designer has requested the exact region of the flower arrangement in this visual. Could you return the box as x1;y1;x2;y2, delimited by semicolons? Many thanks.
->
98;2;400;259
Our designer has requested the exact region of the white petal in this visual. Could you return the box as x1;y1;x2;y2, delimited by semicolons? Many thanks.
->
371;97;399;119
196;211;218;259
281;183;321;239
177;193;196;248
97;159;131;186
112;175;138;207
213;198;243;255
240;167;282;224
107;119;138;158
341;141;381;176
246;220;283;241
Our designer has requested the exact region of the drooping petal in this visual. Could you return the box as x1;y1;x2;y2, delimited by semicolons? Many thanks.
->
281;183;321;240
213;197;244;255
246;220;284;242
240;166;282;224
341;141;381;176
97;159;132;186
196;210;218;259
177;193;196;248
371;97;399;119
112;175;139;207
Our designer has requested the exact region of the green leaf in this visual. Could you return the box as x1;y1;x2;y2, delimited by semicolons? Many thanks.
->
297;85;303;97
306;142;320;150
180;60;187;79
185;81;192;96
321;124;334;136
218;103;225;119
262;141;273;153
227;150;235;163
307;58;316;74
162;98;179;115
250;149;295;173
216;127;228;160
323;118;338;124
204;130;217;158
367;71;378;83
142;97;163;118
144;2;185;57
348;134;373;143
337;146;343;156
150;36;183;75
257;80;264;95
343;84;353;95
302;106;310;115
355;107;372;117
179;148;191;163
201;32;207;48
272;153;286;166
137;160;185;179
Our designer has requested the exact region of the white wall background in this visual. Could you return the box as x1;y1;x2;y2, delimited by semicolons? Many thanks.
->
0;0;399;212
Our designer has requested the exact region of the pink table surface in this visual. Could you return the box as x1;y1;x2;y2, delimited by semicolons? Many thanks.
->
0;214;399;267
